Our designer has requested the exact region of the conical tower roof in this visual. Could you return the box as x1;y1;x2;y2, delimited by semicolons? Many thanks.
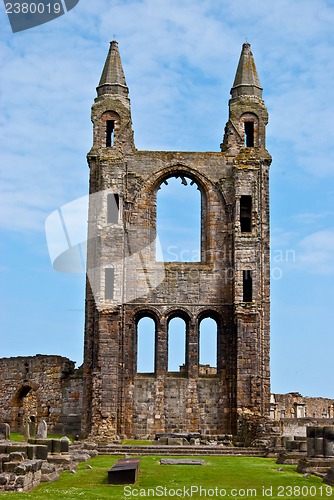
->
97;40;129;98
231;43;262;99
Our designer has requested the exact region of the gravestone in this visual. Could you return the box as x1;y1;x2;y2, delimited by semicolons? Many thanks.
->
60;436;70;453
37;420;47;439
29;417;36;438
23;418;30;442
0;423;10;440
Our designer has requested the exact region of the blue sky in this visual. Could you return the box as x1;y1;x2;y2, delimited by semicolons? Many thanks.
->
1;0;334;397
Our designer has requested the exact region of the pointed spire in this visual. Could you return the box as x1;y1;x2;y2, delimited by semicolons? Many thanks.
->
97;40;129;98
231;43;262;99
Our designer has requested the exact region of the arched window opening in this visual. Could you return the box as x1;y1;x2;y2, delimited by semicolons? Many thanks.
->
240;113;259;148
18;386;32;398
199;318;217;375
168;317;186;372
100;111;120;148
156;175;201;262
13;386;39;431
137;317;155;373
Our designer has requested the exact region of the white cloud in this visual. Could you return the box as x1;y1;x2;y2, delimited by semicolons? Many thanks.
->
297;229;334;274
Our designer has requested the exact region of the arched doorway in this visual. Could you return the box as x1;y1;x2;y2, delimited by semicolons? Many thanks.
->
11;385;39;432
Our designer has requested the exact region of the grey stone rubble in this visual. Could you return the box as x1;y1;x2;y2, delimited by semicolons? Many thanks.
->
154;433;233;447
0;431;98;493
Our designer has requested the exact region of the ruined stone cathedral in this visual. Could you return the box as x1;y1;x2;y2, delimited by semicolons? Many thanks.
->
82;40;271;439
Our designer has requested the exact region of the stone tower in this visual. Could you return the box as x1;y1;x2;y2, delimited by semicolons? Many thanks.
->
82;41;271;439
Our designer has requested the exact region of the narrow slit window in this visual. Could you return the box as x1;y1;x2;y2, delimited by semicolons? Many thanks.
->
107;193;119;224
105;268;115;300
244;121;254;147
168;317;186;372
243;270;253;302
199;317;217;374
106;120;115;147
240;195;252;233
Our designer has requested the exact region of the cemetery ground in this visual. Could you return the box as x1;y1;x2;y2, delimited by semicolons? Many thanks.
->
0;454;330;500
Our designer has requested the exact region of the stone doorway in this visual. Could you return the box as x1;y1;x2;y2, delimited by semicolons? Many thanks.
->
11;385;39;432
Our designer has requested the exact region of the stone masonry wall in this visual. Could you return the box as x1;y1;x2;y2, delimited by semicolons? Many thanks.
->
0;355;83;436
132;376;221;438
272;393;334;420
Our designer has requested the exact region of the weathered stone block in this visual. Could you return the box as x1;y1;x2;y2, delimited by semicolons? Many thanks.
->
34;446;48;461
8;452;26;462
6;445;28;455
3;462;21;473
51;440;62;454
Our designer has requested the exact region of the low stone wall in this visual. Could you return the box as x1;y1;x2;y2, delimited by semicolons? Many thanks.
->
0;438;98;492
0;456;43;493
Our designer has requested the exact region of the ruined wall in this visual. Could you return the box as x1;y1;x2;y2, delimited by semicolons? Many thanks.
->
82;42;271;440
272;393;334;420
271;393;334;437
0;355;83;436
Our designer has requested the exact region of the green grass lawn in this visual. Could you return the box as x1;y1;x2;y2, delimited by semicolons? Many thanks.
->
0;455;331;499
0;456;334;500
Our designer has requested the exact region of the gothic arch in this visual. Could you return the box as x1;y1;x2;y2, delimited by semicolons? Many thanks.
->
165;307;192;323
11;384;40;432
134;308;161;324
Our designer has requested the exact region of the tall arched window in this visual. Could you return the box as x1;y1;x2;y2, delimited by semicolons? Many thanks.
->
156;175;201;262
168;317;186;372
137;317;155;373
199;317;217;374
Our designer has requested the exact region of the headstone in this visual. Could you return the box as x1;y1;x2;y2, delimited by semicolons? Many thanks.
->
29;417;36;438
36;420;47;439
60;436;70;453
23;418;30;442
0;423;10;440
